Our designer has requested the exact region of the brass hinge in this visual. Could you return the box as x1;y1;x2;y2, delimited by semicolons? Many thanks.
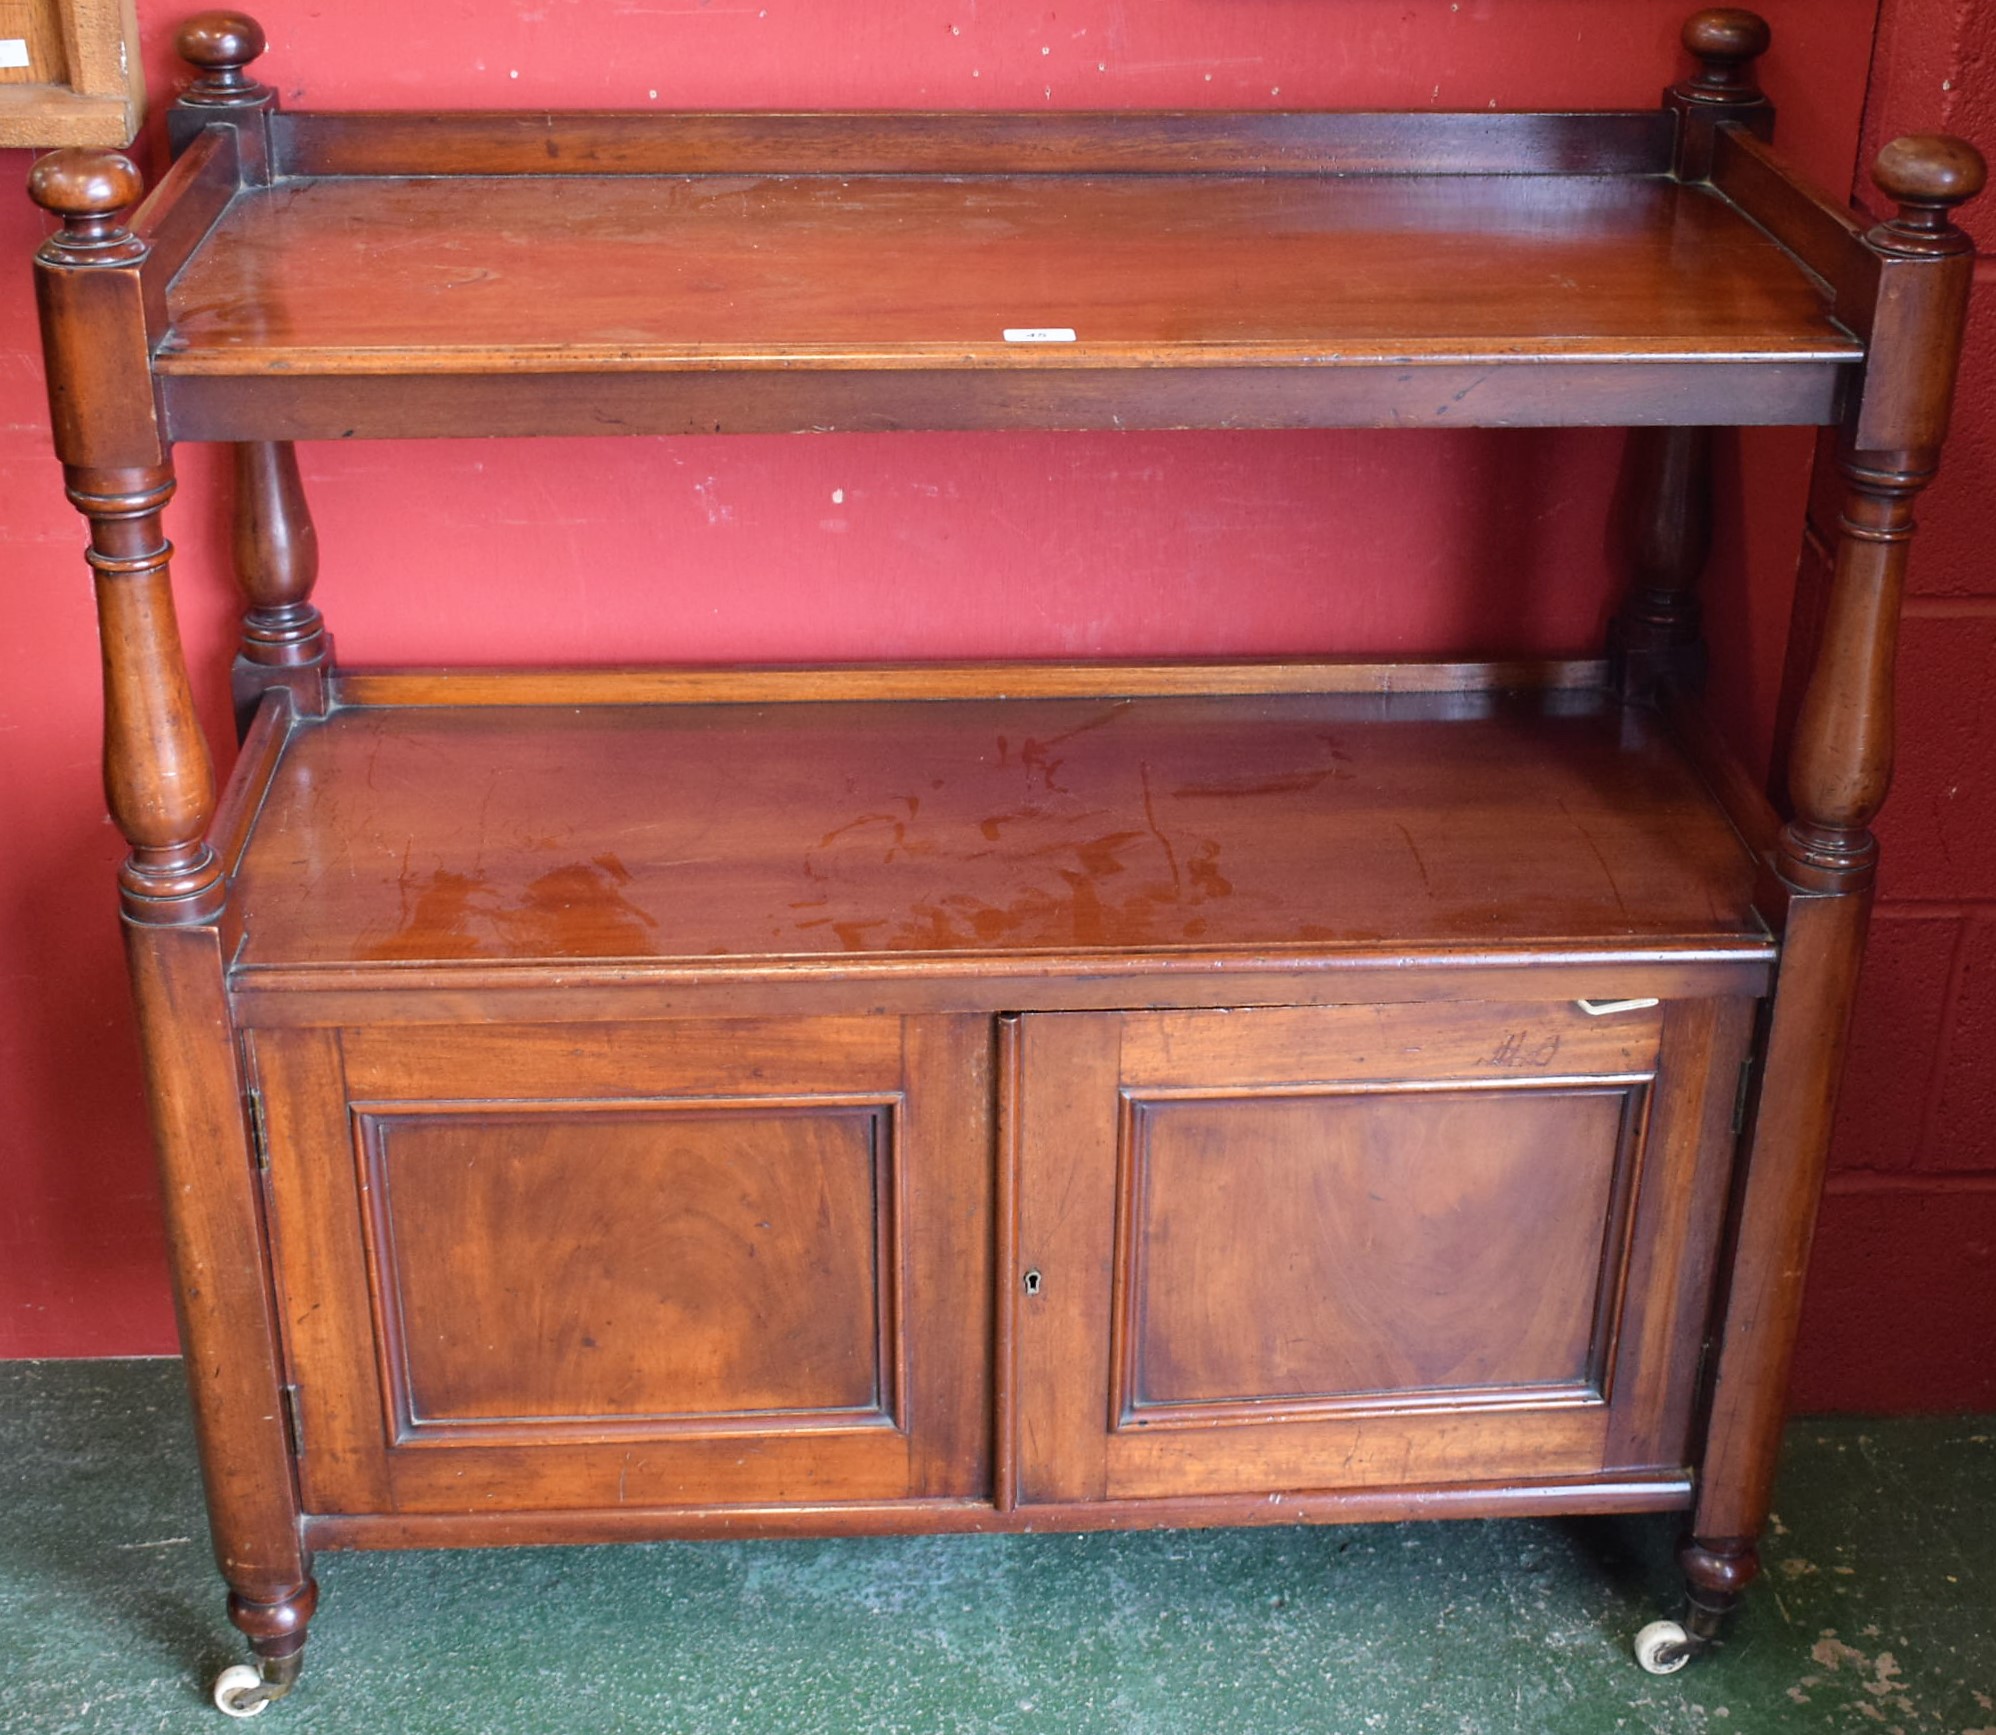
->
279;1384;304;1459
1731;1056;1756;1135
245;1085;270;1170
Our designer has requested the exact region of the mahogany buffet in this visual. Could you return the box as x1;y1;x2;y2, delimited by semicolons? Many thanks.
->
26;8;1983;1716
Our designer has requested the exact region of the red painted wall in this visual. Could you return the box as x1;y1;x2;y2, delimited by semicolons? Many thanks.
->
1788;0;1996;1413
0;3;1940;1393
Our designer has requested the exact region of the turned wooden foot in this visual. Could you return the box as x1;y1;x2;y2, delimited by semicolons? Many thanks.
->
1632;1534;1758;1674
214;1578;318;1716
1680;1534;1758;1639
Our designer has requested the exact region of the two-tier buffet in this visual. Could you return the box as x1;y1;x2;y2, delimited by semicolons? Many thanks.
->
26;8;1984;1716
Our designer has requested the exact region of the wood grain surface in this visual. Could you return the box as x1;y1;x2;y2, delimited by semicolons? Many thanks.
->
269;109;1676;180
226;690;1765;972
259;1013;993;1516
360;1101;897;1436
158;172;1856;377
1117;1084;1640;1411
1012;996;1751;1504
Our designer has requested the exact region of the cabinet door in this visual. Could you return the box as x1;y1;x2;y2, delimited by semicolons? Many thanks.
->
253;1015;990;1517
1012;998;1751;1505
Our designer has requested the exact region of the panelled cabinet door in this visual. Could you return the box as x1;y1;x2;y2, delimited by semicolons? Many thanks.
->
1011;998;1753;1505
251;1015;991;1517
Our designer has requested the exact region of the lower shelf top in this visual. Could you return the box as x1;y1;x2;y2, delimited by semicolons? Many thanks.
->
223;684;1766;980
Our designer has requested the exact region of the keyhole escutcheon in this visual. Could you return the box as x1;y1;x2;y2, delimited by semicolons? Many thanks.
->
1023;1269;1043;1297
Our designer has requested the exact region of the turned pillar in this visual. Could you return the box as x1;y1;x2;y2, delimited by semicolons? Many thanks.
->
1611;11;1775;702
230;440;330;735
30;142;317;1708
1683;132;1985;1644
1776;135;1988;897
30;150;223;926
169;15;327;735
1611;426;1714;701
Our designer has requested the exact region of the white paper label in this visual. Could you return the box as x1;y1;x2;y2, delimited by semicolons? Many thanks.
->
0;40;33;70
1002;327;1077;344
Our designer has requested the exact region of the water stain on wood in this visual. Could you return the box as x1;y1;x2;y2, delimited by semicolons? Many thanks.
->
364;855;661;960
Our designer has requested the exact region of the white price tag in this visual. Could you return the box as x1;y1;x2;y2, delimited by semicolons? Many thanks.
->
0;40;33;70
1003;327;1077;344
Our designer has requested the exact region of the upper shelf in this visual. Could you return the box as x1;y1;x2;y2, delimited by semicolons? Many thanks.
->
157;164;1852;378
105;89;1882;442
43;6;1970;447
36;11;1986;449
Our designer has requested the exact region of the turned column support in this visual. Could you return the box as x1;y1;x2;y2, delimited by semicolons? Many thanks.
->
30;150;224;926
1614;9;1770;703
32;141;315;1709
1685;131;1984;1652
1776;136;1985;894
1776;448;1927;892
70;464;224;922
169;15;324;735
231;441;331;736
1611;425;1714;701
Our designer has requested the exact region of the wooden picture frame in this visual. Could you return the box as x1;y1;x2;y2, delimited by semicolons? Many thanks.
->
0;0;143;147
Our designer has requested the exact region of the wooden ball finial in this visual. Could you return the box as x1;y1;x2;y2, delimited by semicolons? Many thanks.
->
1678;9;1771;103
1870;134;1987;255
27;149;146;262
1683;9;1771;65
1874;134;1987;210
177;11;268;103
28;147;142;220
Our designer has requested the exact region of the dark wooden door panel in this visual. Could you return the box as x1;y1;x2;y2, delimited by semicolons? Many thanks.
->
1014;997;1752;1506
1118;1085;1641;1420
255;1015;990;1516
360;1100;898;1442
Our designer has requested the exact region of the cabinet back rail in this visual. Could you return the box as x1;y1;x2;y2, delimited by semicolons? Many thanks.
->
330;655;1613;710
260;108;1680;179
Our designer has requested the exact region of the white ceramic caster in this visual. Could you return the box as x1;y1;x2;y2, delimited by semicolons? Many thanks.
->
1633;1618;1695;1675
212;1664;271;1718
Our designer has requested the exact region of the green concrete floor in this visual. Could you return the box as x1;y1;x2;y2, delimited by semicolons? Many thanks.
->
1;1361;1991;1734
